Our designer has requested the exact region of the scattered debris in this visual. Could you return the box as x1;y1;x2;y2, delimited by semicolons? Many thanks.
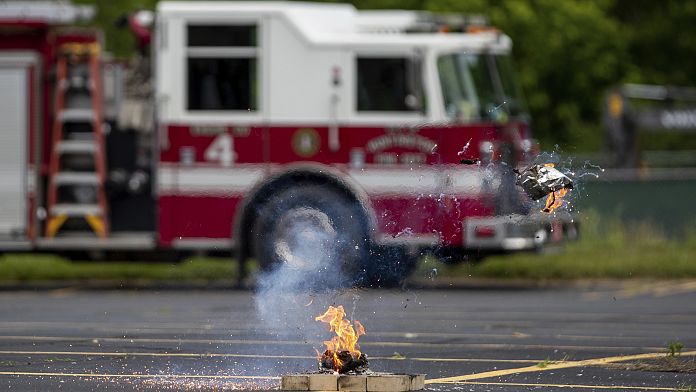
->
602;355;696;374
391;352;406;360
457;138;473;156
459;158;480;165
392;227;414;238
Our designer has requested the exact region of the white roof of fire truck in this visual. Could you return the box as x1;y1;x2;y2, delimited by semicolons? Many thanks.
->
157;1;511;52
156;1;513;125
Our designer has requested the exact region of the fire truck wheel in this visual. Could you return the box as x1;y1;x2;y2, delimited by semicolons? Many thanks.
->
252;185;370;289
362;245;419;288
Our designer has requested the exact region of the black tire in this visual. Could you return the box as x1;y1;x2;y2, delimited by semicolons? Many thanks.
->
363;245;420;288
252;185;370;290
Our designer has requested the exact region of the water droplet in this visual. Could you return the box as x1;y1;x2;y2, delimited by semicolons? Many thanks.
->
457;138;473;156
488;101;507;113
394;227;414;238
428;268;438;280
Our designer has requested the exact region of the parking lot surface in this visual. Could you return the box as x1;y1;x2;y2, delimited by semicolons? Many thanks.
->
0;284;695;391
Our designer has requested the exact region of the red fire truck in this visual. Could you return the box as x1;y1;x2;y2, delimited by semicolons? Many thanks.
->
0;1;577;285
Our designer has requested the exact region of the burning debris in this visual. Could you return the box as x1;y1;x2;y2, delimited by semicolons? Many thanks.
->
319;350;369;374
315;305;368;374
542;187;569;213
281;306;425;391
515;163;574;213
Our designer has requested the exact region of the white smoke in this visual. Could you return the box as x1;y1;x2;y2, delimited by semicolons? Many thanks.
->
253;209;356;373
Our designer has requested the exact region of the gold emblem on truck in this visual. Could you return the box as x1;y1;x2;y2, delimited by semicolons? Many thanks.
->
292;128;320;157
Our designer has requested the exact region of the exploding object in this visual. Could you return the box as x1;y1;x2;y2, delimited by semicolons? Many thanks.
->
515;163;574;213
315;305;368;374
516;163;573;201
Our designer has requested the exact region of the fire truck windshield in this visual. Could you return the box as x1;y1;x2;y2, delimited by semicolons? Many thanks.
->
438;53;527;123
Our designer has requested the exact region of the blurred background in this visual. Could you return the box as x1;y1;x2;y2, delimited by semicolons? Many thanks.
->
1;0;695;284
79;0;696;149
76;0;696;229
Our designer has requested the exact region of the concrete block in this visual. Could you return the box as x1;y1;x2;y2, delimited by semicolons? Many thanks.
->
309;373;338;391
366;374;410;391
338;375;367;391
282;372;425;391
409;374;425;390
281;374;309;391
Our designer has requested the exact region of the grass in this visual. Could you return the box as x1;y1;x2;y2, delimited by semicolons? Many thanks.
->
390;352;406;360
432;210;696;280
0;211;694;283
536;357;554;368
669;342;686;357
0;254;238;283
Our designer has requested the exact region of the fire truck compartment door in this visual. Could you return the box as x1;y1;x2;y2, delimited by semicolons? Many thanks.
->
0;65;28;237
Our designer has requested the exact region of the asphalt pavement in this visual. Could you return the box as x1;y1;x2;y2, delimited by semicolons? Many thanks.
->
0;283;695;391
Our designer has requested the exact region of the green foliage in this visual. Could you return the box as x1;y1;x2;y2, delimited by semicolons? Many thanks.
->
435;209;696;280
536;357;554;368
329;0;696;151
668;341;685;357
72;0;159;58
611;0;696;86
0;255;238;282
391;352;406;359
425;0;628;151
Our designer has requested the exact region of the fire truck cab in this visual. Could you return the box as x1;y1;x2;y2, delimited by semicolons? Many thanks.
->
0;1;578;285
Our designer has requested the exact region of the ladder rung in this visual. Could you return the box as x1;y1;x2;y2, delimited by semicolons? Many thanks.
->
59;42;100;56
59;77;93;92
55;140;96;154
59;109;96;123
51;204;103;217
54;172;100;185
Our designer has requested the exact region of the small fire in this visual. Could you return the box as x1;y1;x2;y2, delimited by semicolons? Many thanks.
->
541;163;570;213
542;188;568;213
315;305;367;373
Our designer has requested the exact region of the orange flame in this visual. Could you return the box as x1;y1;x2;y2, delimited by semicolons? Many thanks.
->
541;163;570;213
315;305;365;368
543;188;568;213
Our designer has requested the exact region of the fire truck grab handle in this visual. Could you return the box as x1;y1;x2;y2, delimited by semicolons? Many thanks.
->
329;93;340;151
